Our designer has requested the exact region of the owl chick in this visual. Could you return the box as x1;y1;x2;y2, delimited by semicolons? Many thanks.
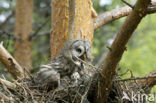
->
33;39;92;88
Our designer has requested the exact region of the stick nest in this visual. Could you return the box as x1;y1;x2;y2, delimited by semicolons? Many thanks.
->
0;74;148;103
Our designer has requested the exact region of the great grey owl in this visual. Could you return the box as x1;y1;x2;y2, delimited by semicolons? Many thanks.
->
33;39;92;88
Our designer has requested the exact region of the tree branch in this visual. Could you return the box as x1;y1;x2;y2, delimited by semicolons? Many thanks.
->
0;42;30;79
116;70;156;93
94;0;156;29
0;11;14;29
94;0;151;102
0;78;16;89
94;6;131;29
137;70;156;89
29;17;50;41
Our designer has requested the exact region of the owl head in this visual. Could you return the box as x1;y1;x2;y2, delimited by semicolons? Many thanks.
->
60;39;92;67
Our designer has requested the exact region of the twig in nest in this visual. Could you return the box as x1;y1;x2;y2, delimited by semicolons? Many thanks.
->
121;0;134;9
80;78;92;103
118;69;130;76
115;75;156;81
0;78;16;89
72;86;81;103
74;56;104;77
0;92;10;102
0;80;14;98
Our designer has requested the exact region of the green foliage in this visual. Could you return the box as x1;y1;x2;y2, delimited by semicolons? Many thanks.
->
92;0;156;79
120;14;156;77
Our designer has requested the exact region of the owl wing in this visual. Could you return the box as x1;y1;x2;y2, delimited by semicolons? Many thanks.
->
33;63;60;87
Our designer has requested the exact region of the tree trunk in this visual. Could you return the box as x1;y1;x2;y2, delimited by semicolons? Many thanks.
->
14;0;33;71
94;0;151;102
50;0;94;58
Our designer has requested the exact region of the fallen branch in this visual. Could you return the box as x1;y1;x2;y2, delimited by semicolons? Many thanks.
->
0;42;29;79
94;0;156;29
94;0;151;103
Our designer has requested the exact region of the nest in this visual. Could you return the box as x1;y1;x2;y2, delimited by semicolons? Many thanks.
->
0;73;148;103
0;76;92;103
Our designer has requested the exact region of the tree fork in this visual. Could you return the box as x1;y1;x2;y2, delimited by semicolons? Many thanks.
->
94;0;156;29
94;0;151;103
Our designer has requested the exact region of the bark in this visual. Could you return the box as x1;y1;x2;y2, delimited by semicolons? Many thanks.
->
0;43;29;79
138;70;156;89
0;78;16;89
50;0;94;58
94;0;151;103
94;6;131;30
14;0;33;71
94;0;156;29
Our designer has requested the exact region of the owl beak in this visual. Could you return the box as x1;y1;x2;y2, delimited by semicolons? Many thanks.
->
72;53;91;67
80;53;91;62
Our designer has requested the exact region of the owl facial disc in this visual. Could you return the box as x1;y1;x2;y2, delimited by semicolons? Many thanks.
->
71;41;91;67
60;39;92;67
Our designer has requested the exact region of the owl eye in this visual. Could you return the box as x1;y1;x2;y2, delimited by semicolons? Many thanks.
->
76;48;82;53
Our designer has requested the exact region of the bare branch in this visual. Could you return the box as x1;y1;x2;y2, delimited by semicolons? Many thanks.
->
121;0;134;8
89;0;98;18
94;0;156;29
94;6;131;29
0;42;29;79
0;78;16;89
115;74;156;81
137;70;156;88
94;0;151;102
116;70;156;92
0;11;14;29
147;5;156;13
29;17;50;41
91;7;98;18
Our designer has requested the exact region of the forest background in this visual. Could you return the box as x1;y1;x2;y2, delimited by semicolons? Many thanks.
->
0;0;156;92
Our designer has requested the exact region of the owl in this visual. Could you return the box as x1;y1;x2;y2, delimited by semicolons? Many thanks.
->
33;39;92;88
